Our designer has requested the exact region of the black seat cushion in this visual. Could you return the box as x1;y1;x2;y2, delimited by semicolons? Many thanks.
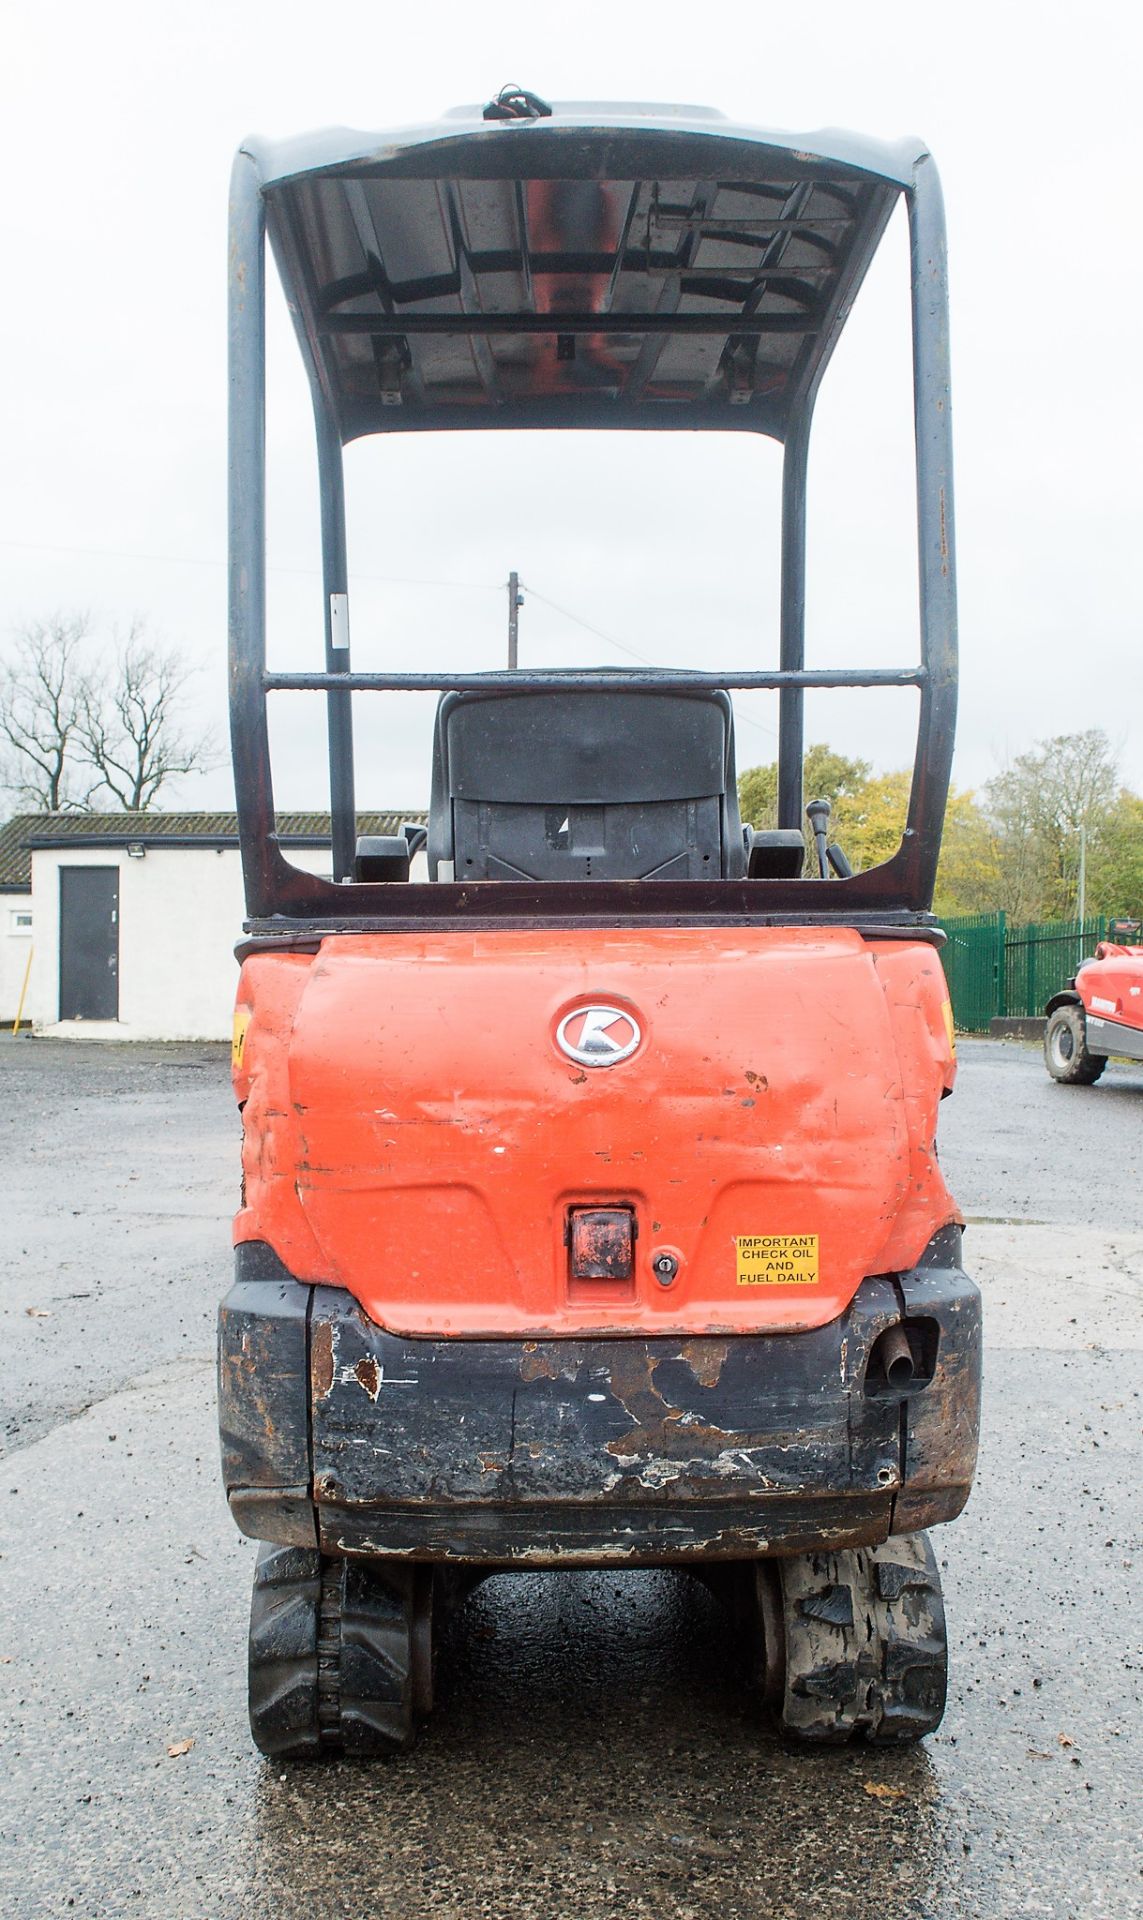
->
428;685;744;881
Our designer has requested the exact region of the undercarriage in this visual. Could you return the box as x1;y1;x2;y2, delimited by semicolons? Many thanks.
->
221;1232;980;1753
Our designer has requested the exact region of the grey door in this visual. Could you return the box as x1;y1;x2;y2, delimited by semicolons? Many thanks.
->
59;868;119;1020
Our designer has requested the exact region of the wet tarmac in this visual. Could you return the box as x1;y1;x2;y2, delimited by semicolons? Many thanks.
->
1;1036;1141;1919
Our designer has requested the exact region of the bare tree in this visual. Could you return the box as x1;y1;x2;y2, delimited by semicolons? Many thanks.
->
0;614;98;810
77;623;217;809
0;614;217;814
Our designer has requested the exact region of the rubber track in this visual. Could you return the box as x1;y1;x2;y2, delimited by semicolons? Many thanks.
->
775;1531;948;1744
316;1559;343;1746
248;1544;323;1758
248;1544;416;1758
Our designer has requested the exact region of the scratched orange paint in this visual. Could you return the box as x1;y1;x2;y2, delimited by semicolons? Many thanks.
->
232;926;959;1338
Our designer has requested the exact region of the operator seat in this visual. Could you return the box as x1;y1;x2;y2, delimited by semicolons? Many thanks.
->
427;684;746;881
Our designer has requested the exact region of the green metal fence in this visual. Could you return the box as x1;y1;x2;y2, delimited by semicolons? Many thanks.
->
1002;918;1105;1022
940;913;1006;1034
940;913;1112;1032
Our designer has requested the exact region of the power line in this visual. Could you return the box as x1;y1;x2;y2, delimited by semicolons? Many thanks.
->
523;584;660;667
522;583;777;741
2;537;777;748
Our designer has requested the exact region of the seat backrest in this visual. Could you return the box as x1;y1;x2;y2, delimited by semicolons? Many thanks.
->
428;685;745;881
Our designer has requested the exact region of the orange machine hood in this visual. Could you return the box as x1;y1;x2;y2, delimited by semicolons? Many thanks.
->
233;925;958;1337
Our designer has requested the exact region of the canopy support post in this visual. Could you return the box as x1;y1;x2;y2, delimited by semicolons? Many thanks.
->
778;411;811;831
316;406;356;882
228;148;278;918
903;153;958;909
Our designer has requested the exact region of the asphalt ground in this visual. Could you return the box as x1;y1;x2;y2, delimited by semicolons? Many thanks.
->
1;1034;1141;1920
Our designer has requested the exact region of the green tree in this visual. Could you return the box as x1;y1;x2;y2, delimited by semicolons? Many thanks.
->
737;731;1143;922
1088;789;1143;923
932;789;1001;917
738;744;998;907
830;767;911;870
738;743;871;831
984;730;1120;921
827;768;997;913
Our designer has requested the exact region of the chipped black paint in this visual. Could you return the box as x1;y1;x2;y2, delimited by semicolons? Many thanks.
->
217;1239;981;1566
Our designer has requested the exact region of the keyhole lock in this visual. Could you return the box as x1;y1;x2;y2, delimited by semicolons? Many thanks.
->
652;1251;679;1287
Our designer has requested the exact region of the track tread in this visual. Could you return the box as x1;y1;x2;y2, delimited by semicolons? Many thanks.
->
248;1543;323;1758
248;1545;419;1759
772;1532;948;1746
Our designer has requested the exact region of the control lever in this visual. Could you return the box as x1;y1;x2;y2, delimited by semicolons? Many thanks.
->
805;797;832;878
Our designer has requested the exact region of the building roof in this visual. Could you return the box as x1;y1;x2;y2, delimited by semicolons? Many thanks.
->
0;809;426;892
0;815;40;891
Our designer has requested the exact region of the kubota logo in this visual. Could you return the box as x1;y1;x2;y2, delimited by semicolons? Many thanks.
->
555;1004;642;1068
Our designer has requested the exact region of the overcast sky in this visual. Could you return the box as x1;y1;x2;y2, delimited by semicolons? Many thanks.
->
3;1;1140;816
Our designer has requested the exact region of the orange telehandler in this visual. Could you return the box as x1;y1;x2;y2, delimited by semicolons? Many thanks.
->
1045;941;1143;1082
219;87;981;1755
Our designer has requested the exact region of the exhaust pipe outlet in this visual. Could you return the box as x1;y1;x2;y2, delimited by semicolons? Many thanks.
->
872;1324;915;1392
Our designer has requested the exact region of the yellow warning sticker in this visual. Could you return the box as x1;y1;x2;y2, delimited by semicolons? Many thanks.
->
231;1009;251;1071
736;1233;819;1286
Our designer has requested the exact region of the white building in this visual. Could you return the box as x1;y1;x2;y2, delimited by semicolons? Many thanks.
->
0;811;422;1041
0;816;36;1027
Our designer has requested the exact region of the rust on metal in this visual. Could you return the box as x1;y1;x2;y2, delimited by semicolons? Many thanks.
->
518;1346;567;1383
568;1207;635;1281
354;1355;380;1400
312;1318;335;1398
680;1339;730;1390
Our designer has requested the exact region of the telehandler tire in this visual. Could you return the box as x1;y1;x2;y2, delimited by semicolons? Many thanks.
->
753;1532;948;1744
247;1543;432;1758
1044;1004;1106;1084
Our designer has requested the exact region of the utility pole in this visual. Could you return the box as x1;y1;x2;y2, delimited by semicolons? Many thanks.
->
1066;821;1088;922
507;571;523;668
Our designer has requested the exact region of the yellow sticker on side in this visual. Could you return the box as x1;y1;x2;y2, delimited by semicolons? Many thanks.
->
231;1009;251;1070
736;1233;819;1286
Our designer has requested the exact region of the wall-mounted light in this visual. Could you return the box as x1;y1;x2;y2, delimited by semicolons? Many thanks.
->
126;843;146;859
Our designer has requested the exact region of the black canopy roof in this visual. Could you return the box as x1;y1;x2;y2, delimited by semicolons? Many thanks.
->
245;104;921;443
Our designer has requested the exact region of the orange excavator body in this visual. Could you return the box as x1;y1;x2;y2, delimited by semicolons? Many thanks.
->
232;926;958;1339
219;102;982;1754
